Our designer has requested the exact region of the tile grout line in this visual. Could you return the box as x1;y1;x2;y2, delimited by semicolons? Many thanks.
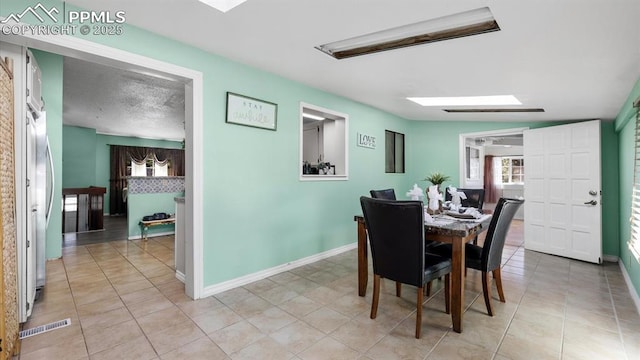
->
112;237;225;358
604;263;630;360
490;243;539;360
558;261;573;360
95;240;163;358
67;244;99;359
81;237;188;357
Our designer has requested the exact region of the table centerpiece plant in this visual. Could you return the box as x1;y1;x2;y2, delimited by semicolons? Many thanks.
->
424;171;450;187
423;171;450;214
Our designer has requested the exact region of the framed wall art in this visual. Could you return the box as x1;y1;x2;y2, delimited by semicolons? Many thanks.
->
225;92;277;130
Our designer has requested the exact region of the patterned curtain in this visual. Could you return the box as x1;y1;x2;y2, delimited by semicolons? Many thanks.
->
154;147;169;164
109;145;185;214
128;146;149;164
154;148;184;176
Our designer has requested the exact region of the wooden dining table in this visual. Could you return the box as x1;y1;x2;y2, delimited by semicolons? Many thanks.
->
354;213;492;333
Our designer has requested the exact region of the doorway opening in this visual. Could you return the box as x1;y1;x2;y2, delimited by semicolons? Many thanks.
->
459;127;527;219
2;34;204;299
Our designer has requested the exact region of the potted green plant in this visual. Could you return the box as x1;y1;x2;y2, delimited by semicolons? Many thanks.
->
423;172;450;214
424;171;450;186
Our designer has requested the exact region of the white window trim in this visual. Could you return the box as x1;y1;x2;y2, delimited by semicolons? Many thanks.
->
299;102;349;181
457;127;528;188
630;104;640;261
500;156;524;185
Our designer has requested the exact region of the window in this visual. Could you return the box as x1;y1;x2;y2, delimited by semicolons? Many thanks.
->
127;158;171;177
500;156;524;184
385;130;404;173
131;161;147;176
154;161;169;177
630;101;640;260
300;102;348;180
465;146;480;180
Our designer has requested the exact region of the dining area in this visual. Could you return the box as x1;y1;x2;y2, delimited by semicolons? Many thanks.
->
355;187;524;338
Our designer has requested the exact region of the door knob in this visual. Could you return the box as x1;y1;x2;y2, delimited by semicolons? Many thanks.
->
589;190;598;196
584;200;597;205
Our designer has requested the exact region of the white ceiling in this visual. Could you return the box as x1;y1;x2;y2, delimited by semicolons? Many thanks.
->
64;0;640;140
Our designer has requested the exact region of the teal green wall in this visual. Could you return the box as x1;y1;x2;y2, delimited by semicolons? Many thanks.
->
62;125;181;212
616;76;640;298
406;121;539;189
62;126;96;188
62;123;185;237
5;1;625;290
30;49;63;260
601;122;620;256
127;192;182;238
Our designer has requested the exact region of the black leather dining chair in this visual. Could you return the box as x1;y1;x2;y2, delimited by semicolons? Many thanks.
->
370;187;438;294
360;196;451;338
444;188;486;211
431;197;524;316
469;197;523;316
369;188;403;296
444;188;486;245
370;188;396;200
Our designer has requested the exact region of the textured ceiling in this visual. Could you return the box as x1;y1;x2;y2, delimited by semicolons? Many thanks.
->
63;57;185;141
64;0;640;127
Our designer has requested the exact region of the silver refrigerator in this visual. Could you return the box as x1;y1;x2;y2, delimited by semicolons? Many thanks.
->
19;49;53;321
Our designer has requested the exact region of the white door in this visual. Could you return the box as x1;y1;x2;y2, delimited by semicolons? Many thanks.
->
523;120;602;263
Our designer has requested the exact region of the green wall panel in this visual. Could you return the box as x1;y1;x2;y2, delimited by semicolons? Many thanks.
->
601;121;620;257
615;77;640;132
62;126;97;188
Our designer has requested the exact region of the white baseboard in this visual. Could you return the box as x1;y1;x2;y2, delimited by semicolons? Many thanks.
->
175;271;185;283
202;242;357;298
603;254;619;263
618;259;640;316
127;231;175;240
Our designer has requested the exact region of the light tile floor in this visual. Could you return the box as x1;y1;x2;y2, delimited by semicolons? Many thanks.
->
17;221;640;359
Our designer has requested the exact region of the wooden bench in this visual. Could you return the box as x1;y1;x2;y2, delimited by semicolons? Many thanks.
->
138;217;175;241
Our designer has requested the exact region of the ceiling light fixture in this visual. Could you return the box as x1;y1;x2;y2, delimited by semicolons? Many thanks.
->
198;0;247;13
316;7;499;59
407;95;521;107
444;108;544;113
303;113;325;121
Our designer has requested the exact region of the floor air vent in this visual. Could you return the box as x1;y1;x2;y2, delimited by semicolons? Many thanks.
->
19;318;71;339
